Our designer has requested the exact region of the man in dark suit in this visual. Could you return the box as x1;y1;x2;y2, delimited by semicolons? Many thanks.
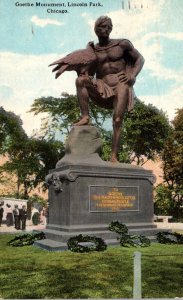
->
0;202;4;227
19;205;27;230
13;205;20;230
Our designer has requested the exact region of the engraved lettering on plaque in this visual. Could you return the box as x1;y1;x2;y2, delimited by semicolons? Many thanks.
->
89;186;139;212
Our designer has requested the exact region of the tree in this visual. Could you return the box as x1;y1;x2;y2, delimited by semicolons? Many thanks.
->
0;138;64;199
0;107;27;153
0;107;64;199
29;93;112;140
30;95;171;165
154;184;177;217
159;108;183;219
120;99;171;165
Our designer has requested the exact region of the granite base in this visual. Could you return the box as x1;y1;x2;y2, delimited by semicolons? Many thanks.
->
35;162;159;251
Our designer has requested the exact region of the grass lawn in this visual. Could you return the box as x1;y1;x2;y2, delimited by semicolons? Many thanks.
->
0;234;183;299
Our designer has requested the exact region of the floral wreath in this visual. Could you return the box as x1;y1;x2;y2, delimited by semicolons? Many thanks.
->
109;221;151;247
67;234;107;253
156;231;183;244
7;232;46;247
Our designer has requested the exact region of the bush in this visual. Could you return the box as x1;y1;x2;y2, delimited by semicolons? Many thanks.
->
32;212;40;225
154;184;183;221
154;184;174;215
27;194;47;220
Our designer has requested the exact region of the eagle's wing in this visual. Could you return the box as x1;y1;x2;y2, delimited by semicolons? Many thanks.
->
55;65;68;79
49;48;97;78
49;56;67;67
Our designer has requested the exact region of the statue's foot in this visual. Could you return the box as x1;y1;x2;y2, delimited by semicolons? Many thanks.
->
110;154;118;163
74;116;90;126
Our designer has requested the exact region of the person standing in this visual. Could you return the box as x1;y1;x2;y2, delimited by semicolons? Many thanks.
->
6;204;13;227
0;203;4;227
19;205;27;230
13;205;20;230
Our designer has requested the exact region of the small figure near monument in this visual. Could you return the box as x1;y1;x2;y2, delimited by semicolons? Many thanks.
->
19;205;27;231
6;204;13;227
0;202;4;227
50;16;144;162
13;205;20;230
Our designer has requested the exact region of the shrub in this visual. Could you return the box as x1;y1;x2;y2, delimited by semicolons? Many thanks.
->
32;212;40;225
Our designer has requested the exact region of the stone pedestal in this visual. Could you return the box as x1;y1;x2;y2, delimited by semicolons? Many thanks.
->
35;126;158;251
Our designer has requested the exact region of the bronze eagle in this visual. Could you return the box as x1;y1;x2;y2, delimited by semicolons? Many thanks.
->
49;43;97;79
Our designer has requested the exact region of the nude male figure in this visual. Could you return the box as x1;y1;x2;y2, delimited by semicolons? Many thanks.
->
75;16;144;162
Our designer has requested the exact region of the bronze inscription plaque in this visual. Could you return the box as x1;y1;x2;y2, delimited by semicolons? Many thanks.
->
89;186;139;212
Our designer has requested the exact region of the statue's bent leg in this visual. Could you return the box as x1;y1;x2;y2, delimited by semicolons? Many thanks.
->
75;76;110;125
111;83;129;162
75;76;91;125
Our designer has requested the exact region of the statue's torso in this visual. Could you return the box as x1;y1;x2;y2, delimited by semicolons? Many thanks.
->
94;40;127;80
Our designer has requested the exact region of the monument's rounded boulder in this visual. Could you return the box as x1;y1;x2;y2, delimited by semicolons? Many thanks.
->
56;125;103;167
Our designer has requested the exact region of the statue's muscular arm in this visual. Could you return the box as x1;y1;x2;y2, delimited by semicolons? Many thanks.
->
118;39;145;85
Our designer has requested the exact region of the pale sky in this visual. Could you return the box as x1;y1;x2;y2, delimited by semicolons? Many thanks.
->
0;0;183;135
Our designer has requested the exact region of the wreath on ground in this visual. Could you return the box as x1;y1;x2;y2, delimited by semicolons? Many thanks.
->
109;221;151;247
7;232;46;247
67;234;107;253
156;231;183;244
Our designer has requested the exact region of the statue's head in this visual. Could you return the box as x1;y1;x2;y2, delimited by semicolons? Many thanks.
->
94;16;113;38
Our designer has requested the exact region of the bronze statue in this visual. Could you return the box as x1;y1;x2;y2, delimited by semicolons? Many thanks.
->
50;16;144;163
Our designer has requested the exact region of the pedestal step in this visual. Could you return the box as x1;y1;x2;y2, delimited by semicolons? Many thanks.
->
34;239;68;252
34;234;158;252
33;223;163;251
42;228;119;243
46;222;157;232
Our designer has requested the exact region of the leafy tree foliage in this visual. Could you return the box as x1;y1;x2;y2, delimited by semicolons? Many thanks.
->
0;138;64;199
0;107;64;199
121;99;171;165
158;108;183;219
154;184;176;216
30;95;171;166
100;99;171;164
154;109;183;220
154;182;183;221
29;93;112;139
0;107;27;153
172;108;183;144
